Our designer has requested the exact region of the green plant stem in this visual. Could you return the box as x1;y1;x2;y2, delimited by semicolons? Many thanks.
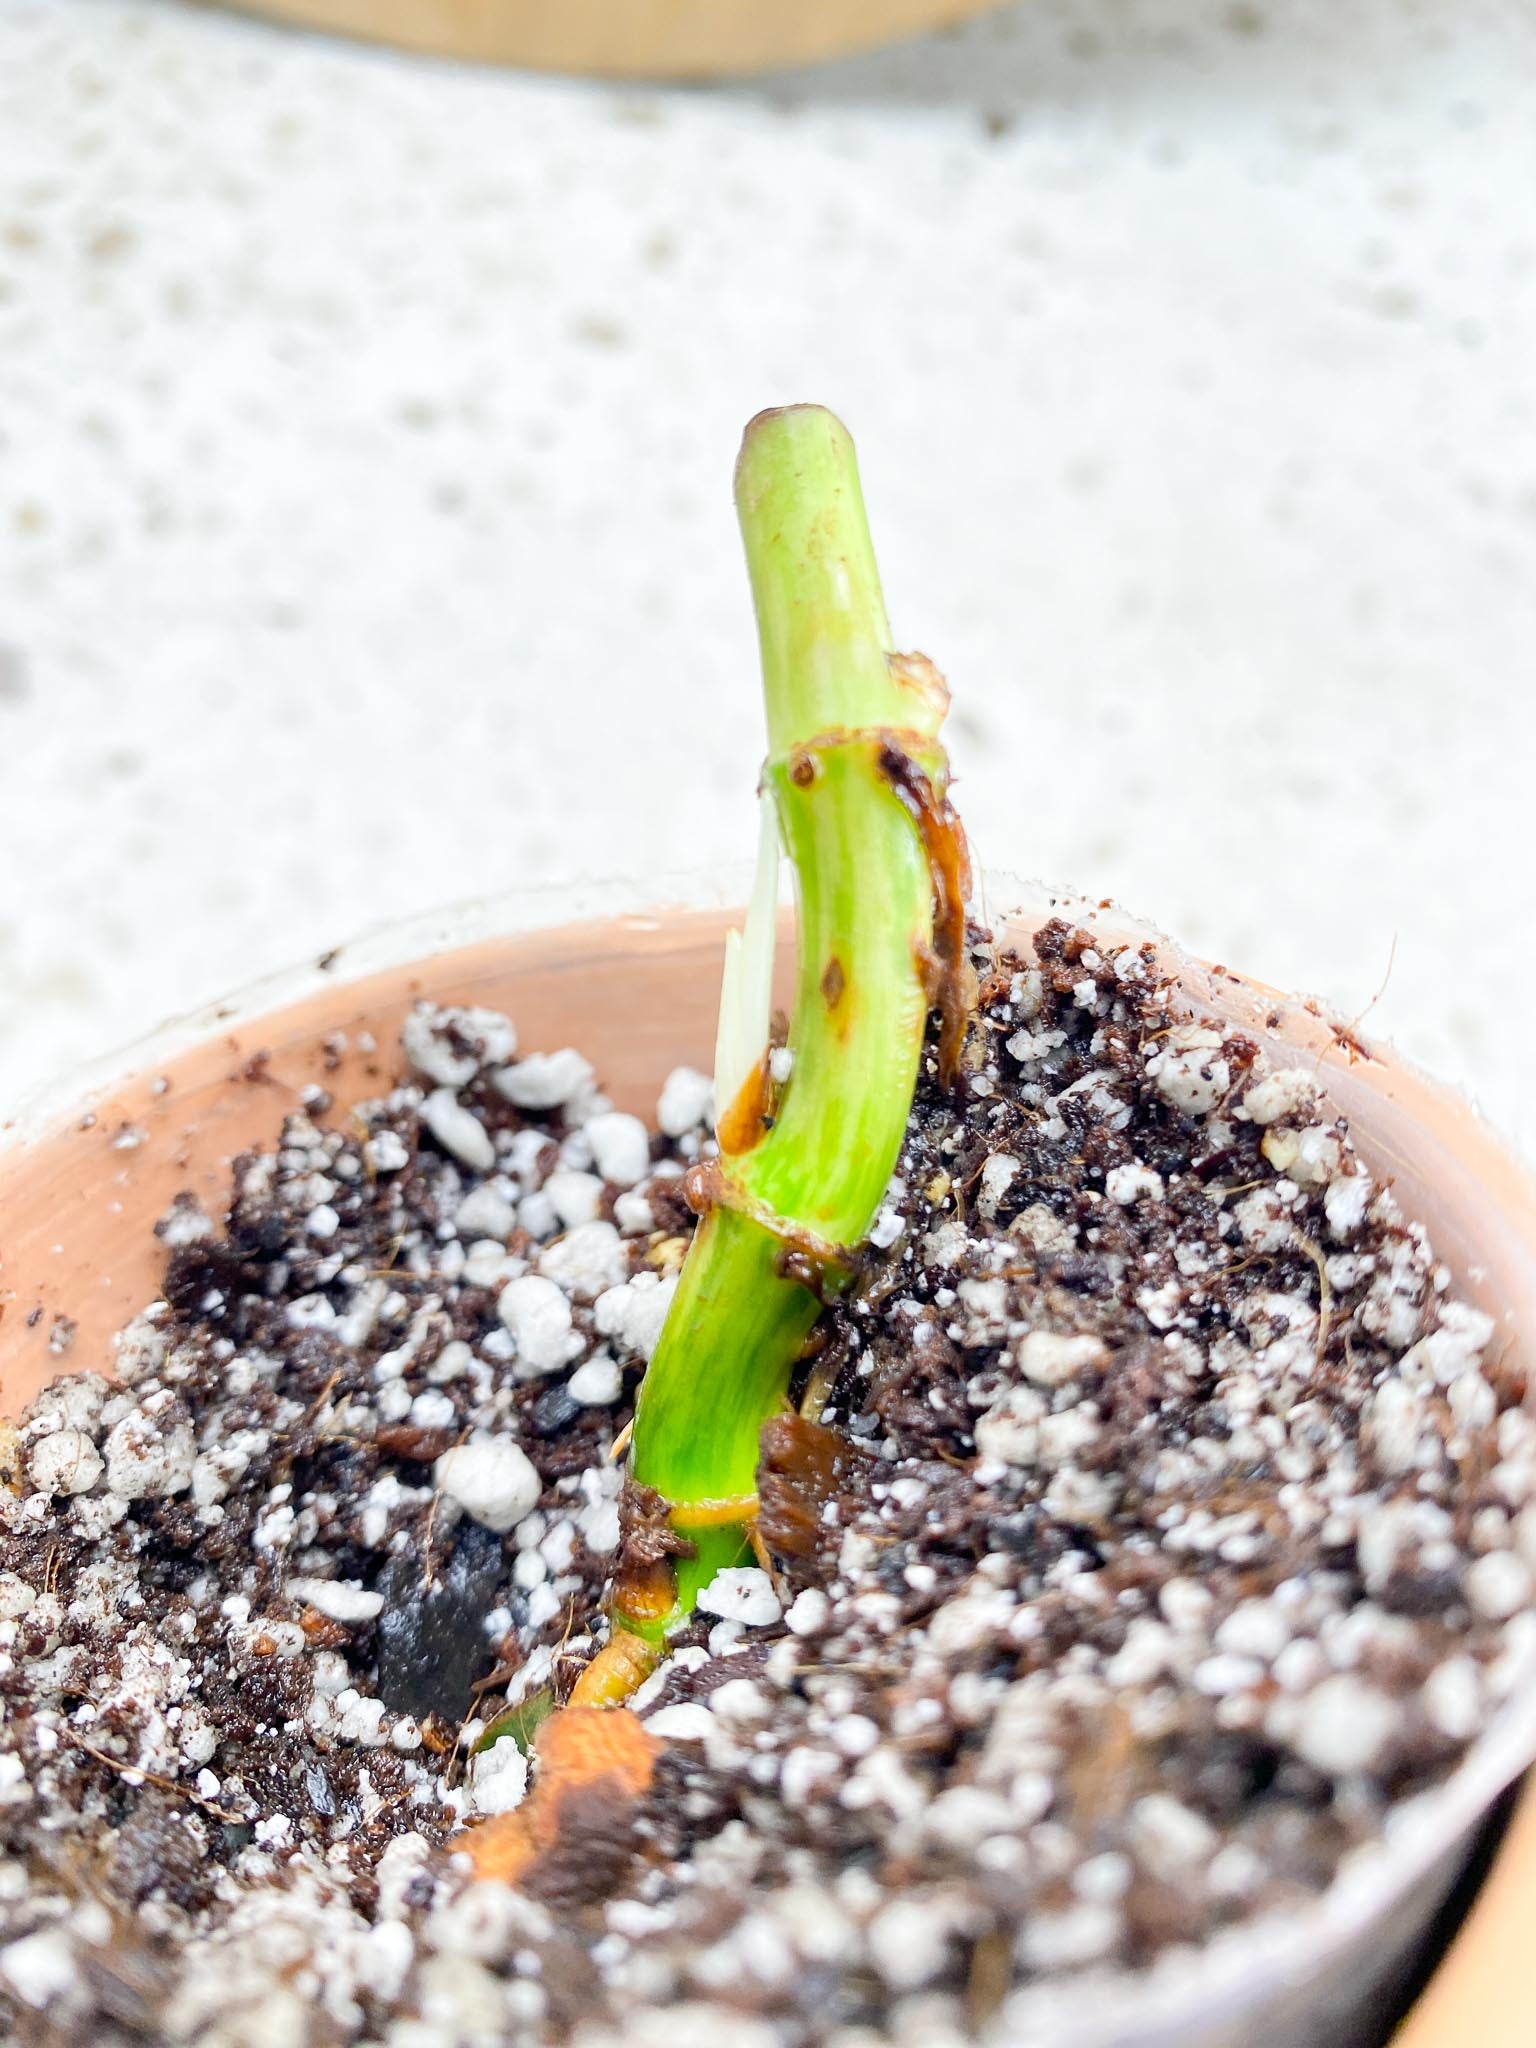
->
619;404;953;1631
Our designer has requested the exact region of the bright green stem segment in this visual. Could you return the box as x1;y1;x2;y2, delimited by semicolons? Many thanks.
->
622;405;952;1627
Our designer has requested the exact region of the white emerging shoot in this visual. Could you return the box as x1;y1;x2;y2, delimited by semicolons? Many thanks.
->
713;791;781;1130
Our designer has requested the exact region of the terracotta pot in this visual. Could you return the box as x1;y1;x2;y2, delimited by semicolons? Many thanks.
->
1;879;1533;2046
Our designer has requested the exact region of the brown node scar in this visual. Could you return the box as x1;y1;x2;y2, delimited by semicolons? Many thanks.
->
775;1243;841;1302
615;1479;696;1575
682;1158;852;1290
612;1476;760;1635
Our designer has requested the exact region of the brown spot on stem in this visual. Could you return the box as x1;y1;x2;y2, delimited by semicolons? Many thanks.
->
716;1050;773;1156
820;955;846;1010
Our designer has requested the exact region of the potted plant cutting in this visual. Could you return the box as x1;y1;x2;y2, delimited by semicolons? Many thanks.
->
0;407;1532;2048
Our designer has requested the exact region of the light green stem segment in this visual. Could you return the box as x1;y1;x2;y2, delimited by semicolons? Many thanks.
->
622;405;952;1627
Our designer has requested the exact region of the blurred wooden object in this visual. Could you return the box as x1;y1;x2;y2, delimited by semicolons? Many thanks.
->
212;0;1005;76
1394;1779;1536;2048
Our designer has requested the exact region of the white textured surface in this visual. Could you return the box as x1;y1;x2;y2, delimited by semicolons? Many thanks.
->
1;0;1533;1161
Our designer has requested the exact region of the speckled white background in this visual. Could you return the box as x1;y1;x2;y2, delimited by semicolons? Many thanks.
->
1;0;1533;1160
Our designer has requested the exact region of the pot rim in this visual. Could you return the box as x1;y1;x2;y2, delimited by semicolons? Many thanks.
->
3;867;1534;2046
0;868;757;1155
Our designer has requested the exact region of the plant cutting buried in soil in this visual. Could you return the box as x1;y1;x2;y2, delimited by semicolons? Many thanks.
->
0;409;1532;2048
589;406;971;1686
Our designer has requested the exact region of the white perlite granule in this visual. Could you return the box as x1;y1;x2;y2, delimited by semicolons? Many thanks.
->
497;1275;577;1376
696;1569;782;1627
25;1429;103;1498
433;1439;542;1534
468;1739;529;1817
657;1066;713;1137
103;1398;195;1499
493;1048;595;1110
286;1578;386;1625
402;1004;517;1090
420;1088;496;1173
